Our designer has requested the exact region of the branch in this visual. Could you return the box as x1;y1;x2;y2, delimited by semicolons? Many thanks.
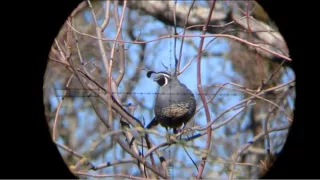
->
87;0;111;81
196;1;216;179
228;124;291;180
94;159;137;170
54;29;167;178
212;84;293;121
178;29;228;75
173;0;178;75
263;86;294;155
124;1;288;60
75;172;148;180
55;142;97;170
113;1;126;87
67;22;292;62
101;0;111;32
176;0;196;75
193;80;294;132
52;74;73;141
114;136;168;179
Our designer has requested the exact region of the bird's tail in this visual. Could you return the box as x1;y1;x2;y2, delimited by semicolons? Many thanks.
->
146;117;159;129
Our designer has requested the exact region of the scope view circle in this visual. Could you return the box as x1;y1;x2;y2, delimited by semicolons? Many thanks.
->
43;1;295;179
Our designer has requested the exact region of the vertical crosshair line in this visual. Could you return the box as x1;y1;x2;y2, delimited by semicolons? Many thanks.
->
167;2;174;179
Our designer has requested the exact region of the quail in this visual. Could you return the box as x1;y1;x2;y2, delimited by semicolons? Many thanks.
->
146;71;196;134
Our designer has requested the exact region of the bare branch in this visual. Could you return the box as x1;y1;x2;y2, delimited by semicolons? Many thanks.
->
196;1;216;178
173;0;178;75
113;1;126;87
86;0;111;88
55;142;97;170
123;1;288;60
176;0;196;75
52;74;73;141
67;23;292;62
228;124;291;180
75;172;148;180
101;0;111;32
95;159;137;170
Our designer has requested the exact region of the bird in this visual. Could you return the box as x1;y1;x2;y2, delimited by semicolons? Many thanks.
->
145;70;196;134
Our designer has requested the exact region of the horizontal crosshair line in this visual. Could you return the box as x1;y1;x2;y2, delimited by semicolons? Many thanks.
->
55;91;244;96
55;90;285;99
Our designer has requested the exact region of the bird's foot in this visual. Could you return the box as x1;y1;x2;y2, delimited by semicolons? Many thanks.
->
176;128;183;140
165;132;177;143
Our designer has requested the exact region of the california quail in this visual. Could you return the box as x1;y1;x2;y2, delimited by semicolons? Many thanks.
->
146;71;196;134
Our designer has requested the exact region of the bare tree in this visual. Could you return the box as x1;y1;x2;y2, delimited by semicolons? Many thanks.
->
43;0;295;179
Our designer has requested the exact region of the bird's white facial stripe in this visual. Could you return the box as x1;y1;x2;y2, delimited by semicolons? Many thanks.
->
163;77;168;86
161;73;171;79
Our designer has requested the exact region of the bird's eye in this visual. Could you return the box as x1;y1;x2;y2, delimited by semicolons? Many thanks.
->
157;77;165;86
156;75;169;87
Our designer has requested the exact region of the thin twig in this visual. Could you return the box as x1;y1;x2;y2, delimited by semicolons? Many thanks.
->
217;158;262;169
194;82;252;115
244;0;265;85
55;31;166;179
126;13;168;176
185;79;294;136
95;159;137;170
196;1;216;179
184;16;244;30
89;130;124;152
248;15;287;45
66;23;292;61
70;1;87;17
212;84;293;121
114;136;168;178
55;28;166;180
52;74;73;141
183;146;199;171
87;0;115;143
55;142;82;159
144;142;171;158
112;1;147;177
264;86;294;156
176;0;196;75
179;29;229;75
86;0;111;89
173;0;178;75
52;40;73;141
211;107;247;131
55;142;97;170
85;5;145;177
228;124;291;180
113;1;126;87
192;104;247;133
75;172;148;180
54;40;69;65
265;106;273;155
101;0;111;32
69;18;91;76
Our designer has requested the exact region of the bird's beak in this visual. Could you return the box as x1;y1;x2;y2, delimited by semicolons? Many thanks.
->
153;75;160;82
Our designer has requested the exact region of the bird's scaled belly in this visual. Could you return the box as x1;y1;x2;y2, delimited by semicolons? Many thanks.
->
160;103;190;118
